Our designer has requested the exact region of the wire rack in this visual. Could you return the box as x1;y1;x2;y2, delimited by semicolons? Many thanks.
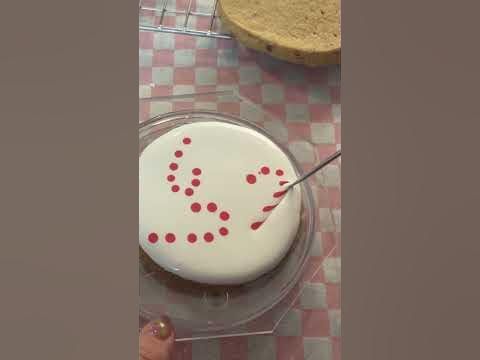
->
139;0;232;39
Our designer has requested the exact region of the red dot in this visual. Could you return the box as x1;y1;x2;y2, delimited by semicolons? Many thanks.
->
191;179;200;187
279;180;289;186
165;233;176;243
207;202;218;212
219;227;229;236
187;233;197;243
220;211;230;221
273;190;287;198
204;232;214;242
148;233;158;243
185;188;194;196
169;163;178;171
251;222;264;230
174;150;183;158
275;169;284;176
167;174;175;182
183;137;191;145
192;168;202;176
171;185;180;193
263;205;277;212
246;174;257;184
191;203;201;212
261;166;270;175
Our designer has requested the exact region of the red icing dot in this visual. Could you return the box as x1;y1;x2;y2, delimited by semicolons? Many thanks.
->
263;205;277;212
207;202;218;212
191;179;200;187
273;190;287;198
167;175;175;182
187;233;197;243
185;188;194;196
183;137;191;145
204;232;214;242
276;169;284;176
192;168;202;176
174;150;183;158
219;227;229;236
220;211;230;221
169;162;178;171
171;185;180;192
246;174;257;184
261;166;270;175
191;202;201;212
251;222;264;230
165;233;176;243
279;180;289;186
148;233;158;243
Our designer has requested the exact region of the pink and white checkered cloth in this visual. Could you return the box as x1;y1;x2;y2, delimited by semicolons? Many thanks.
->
140;3;341;358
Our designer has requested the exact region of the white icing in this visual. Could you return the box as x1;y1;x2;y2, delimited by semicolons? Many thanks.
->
139;121;301;285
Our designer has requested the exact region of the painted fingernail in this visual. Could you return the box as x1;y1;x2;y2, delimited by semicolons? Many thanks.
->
149;316;172;339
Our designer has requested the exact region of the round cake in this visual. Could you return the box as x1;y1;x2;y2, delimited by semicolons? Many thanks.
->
218;0;341;66
139;121;302;285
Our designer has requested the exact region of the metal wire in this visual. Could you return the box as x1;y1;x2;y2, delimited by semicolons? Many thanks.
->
286;150;342;190
139;0;232;39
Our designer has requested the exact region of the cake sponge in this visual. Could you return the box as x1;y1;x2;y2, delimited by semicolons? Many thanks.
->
218;0;341;66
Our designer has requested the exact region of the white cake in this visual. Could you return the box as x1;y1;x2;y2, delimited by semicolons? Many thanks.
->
139;121;301;285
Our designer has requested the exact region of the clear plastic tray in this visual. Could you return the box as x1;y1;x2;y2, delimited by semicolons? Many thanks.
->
139;90;339;341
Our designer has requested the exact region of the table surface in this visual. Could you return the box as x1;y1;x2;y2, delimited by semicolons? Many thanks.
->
139;11;341;360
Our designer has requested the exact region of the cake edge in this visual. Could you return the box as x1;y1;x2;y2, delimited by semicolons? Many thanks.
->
218;1;341;66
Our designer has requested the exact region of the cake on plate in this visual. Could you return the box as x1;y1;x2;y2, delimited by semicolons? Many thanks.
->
139;121;302;285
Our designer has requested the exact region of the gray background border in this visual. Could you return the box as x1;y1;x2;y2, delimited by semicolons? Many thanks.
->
343;0;480;359
0;1;139;359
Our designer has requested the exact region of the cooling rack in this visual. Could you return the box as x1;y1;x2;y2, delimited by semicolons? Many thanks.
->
139;0;232;39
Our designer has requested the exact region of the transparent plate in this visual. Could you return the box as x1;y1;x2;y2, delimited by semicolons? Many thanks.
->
139;90;339;341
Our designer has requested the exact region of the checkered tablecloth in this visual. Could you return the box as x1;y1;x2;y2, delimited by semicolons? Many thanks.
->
139;5;341;358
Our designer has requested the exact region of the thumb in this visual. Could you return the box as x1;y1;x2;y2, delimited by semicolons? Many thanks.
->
139;316;175;360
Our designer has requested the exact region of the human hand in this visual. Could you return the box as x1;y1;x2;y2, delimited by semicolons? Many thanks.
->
139;316;175;360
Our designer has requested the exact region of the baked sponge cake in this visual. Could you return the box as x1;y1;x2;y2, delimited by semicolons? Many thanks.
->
139;121;302;286
218;0;341;66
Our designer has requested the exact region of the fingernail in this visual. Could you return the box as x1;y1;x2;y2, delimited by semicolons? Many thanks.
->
149;316;172;339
